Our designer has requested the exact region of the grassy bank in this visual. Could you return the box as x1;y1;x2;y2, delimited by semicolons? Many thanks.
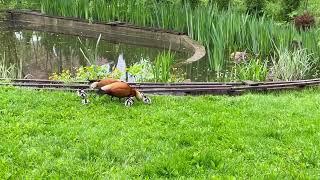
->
0;87;320;178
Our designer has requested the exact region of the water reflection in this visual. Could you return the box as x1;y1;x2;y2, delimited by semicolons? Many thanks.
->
116;53;126;81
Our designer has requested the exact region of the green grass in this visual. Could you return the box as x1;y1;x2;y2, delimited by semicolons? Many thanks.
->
0;86;320;178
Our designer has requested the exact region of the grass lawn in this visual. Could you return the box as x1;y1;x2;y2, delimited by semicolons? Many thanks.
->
0;86;320;178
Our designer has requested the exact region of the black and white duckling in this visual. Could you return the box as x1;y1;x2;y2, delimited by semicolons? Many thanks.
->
77;89;89;105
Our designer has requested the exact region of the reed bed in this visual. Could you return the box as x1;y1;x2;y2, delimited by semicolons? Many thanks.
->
0;52;21;79
39;0;320;74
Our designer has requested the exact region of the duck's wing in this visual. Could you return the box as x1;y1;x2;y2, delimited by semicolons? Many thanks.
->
101;83;131;97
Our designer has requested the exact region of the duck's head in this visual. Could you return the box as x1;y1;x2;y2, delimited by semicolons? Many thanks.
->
90;82;99;89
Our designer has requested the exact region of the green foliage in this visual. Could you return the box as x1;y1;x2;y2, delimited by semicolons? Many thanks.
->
263;0;282;20
281;0;301;20
78;34;101;65
129;58;155;82
49;50;183;82
0;0;40;10
0;52;21;79
245;0;265;16
126;63;143;77
304;0;320;17
49;50;183;83
153;50;175;82
76;65;112;80
49;69;72;82
1;87;320;178
49;65;124;81
181;0;201;7
232;58;269;81
208;0;231;10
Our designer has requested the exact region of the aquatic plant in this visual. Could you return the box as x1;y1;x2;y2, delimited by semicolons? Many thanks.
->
39;0;320;75
0;52;20;79
152;50;175;82
49;50;182;83
232;58;269;81
50;64;124;81
271;48;314;81
78;34;101;65
76;65;110;80
49;69;72;82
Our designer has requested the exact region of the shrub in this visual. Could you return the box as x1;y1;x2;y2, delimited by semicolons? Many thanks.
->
181;0;201;7
280;0;301;20
263;0;282;20
208;0;231;10
294;11;316;31
245;0;265;16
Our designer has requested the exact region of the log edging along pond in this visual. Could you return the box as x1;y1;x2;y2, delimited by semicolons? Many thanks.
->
0;79;319;96
0;10;206;65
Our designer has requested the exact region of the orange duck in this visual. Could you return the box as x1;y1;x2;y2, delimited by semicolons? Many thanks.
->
90;79;151;106
89;78;121;89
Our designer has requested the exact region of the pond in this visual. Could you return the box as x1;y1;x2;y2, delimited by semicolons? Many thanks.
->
0;26;203;82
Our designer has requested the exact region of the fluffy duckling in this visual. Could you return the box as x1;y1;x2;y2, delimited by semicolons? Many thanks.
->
77;89;89;105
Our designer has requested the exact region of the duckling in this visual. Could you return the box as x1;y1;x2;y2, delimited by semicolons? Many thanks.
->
77;89;89;105
124;97;134;107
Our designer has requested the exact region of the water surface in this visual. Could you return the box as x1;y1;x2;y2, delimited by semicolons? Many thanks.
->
0;27;192;81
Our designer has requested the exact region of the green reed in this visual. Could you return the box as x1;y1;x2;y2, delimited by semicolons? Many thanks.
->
233;58;269;82
153;50;175;82
0;52;20;79
271;48;314;81
78;34;101;65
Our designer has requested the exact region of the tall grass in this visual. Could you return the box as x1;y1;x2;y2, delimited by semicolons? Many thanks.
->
233;58;269;82
78;34;101;65
271;48;314;81
0;52;20;79
153;50;175;82
39;0;320;73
